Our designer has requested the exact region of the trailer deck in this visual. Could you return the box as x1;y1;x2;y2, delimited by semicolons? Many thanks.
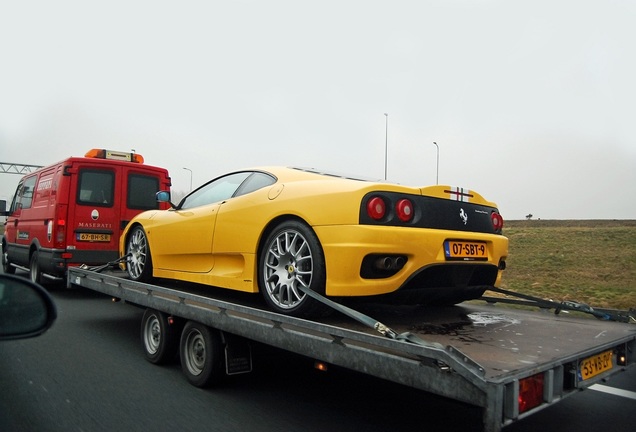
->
68;267;635;432
330;301;634;380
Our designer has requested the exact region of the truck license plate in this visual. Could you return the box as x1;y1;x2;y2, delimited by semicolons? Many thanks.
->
77;233;111;242
444;241;488;260
579;350;613;381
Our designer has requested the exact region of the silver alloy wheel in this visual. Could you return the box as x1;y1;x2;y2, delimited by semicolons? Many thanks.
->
127;227;148;280
183;329;206;377
262;228;313;310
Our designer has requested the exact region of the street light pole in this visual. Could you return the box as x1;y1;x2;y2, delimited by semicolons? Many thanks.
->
183;167;193;191
384;113;388;180
433;142;439;185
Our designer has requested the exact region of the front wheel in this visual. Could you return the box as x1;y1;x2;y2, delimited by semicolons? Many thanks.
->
2;246;15;274
126;226;153;282
141;309;180;364
179;321;224;388
259;220;328;317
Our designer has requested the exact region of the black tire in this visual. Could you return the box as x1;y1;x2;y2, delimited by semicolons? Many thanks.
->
30;251;43;285
259;220;328;317
2;246;15;274
179;321;224;388
125;225;153;282
141;309;180;365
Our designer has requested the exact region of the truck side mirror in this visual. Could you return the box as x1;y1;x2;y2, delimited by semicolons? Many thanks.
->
0;199;6;216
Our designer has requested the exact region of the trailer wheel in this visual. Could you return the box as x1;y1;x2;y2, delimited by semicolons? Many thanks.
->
141;309;179;364
30;251;43;285
179;321;224;388
126;225;153;282
259;220;328;317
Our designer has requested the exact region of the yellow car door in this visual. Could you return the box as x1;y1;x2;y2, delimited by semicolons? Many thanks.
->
149;171;255;273
149;202;220;273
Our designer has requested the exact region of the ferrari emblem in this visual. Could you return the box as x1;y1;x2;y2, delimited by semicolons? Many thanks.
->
460;208;468;225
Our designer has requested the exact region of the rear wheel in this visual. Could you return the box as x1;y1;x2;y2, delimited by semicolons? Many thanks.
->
126;226;153;282
30;251;43;285
259;220;328;317
179;321;224;387
141;309;180;364
2;246;15;274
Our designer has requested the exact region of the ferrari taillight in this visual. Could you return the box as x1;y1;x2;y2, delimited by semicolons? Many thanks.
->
367;197;386;220
491;211;504;232
396;199;414;222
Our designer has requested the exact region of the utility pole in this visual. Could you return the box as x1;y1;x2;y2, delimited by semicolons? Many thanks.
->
384;113;388;180
433;142;439;185
183;167;193;191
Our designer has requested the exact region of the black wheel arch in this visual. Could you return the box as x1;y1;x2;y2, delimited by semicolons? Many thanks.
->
125;222;147;243
124;222;151;259
29;239;43;268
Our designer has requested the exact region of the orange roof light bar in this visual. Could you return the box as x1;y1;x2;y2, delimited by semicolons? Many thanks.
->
84;149;144;164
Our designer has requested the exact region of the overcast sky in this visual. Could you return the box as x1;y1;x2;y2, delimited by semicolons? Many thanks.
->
1;0;634;220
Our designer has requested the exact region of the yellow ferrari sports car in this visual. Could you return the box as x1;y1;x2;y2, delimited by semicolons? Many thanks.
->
121;167;508;317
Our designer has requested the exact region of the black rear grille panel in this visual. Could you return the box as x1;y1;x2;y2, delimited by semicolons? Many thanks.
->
372;264;498;306
359;192;498;233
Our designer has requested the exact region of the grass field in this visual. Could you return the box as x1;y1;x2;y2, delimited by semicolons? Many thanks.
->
500;220;636;310
2;220;635;310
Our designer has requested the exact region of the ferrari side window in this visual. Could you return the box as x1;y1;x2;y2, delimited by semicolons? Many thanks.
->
234;172;276;197
181;172;251;209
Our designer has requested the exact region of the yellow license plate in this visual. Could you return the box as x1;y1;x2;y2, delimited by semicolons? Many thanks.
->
444;241;488;260
579;350;613;381
77;233;111;242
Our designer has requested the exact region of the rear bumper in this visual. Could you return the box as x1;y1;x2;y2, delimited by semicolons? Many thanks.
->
39;248;120;277
314;224;508;297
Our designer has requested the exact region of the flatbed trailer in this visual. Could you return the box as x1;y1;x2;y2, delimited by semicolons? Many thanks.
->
68;267;635;432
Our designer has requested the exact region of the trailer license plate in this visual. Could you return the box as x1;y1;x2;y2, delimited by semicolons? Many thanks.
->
77;233;111;242
579;350;613;381
444;241;488;260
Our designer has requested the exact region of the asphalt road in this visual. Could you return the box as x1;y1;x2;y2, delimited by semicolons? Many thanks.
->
1;272;635;432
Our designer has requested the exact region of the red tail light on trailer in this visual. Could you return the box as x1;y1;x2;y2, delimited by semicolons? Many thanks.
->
518;373;544;414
